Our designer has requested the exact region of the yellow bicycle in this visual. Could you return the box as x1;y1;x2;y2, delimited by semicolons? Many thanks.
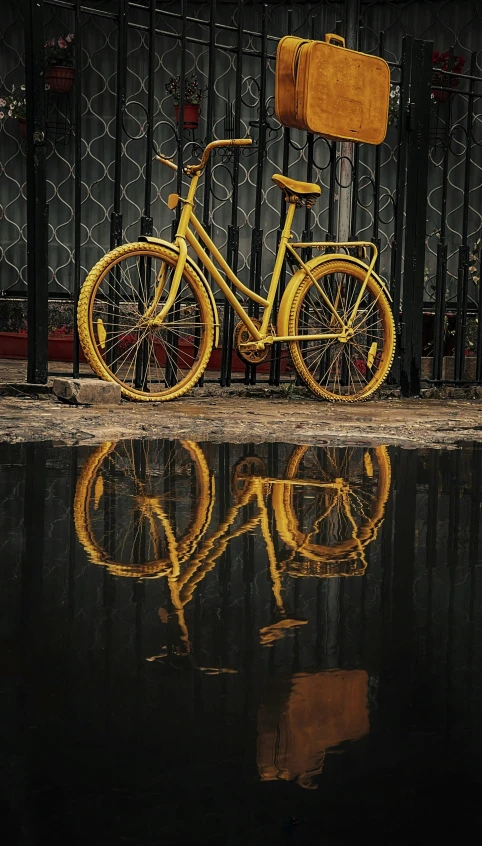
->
77;138;395;402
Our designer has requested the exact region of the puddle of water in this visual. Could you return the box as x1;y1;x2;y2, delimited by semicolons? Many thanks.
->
1;440;481;844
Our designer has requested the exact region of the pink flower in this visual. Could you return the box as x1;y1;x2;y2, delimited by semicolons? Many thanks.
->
0;112;4;120
58;37;67;48
0;98;5;107
66;33;74;43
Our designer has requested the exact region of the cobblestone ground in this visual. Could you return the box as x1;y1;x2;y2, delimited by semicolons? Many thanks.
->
1;359;482;447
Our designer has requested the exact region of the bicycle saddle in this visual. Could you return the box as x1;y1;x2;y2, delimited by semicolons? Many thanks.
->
272;174;321;207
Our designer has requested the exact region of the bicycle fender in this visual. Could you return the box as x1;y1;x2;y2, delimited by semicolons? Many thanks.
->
138;236;220;348
277;253;392;338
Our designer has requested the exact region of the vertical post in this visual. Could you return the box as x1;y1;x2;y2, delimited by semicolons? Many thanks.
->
72;0;82;378
141;0;156;237
302;14;317;261
454;51;476;383
245;3;267;386
337;0;359;242
176;0;188;206
400;39;433;396
201;0;216;236
220;0;243;387
390;36;412;384
110;0;127;249
269;7;292;386
24;0;48;384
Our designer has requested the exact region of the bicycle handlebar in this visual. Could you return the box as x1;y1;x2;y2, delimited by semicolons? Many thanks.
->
156;137;252;176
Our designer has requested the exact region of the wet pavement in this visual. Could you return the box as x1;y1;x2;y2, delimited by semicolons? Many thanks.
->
1;390;482;448
1;438;482;844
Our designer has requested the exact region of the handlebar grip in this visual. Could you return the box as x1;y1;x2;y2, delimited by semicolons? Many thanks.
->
234;138;253;146
155;154;178;172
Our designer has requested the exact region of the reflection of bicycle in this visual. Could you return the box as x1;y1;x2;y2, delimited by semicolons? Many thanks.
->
74;439;214;579
77;138;395;403
272;444;391;577
75;441;391;656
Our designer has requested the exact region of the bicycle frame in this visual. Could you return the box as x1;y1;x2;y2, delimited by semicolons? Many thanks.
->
153;143;379;348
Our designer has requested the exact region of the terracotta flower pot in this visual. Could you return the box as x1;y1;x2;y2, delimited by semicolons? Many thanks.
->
174;103;200;129
0;332;86;362
17;119;27;139
45;65;75;93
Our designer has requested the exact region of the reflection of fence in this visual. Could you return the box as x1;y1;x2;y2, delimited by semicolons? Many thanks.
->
1;435;482;831
2;1;482;390
1;440;482;752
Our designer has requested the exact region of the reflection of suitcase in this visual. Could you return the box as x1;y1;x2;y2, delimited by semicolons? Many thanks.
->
257;669;369;788
275;33;390;145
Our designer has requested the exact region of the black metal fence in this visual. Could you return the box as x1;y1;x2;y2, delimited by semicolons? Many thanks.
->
1;0;482;393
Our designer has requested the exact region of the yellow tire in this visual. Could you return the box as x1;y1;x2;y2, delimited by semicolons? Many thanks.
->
288;259;396;401
77;242;214;401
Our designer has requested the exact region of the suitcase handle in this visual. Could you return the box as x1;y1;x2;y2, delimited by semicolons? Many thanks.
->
325;33;345;47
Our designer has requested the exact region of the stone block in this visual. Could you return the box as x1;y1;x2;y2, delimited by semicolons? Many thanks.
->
52;378;121;405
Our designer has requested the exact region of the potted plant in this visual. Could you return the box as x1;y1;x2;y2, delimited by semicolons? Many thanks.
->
432;50;465;103
165;73;207;129
44;33;75;93
0;87;27;138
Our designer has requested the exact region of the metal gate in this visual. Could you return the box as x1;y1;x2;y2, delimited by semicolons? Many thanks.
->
1;0;482;394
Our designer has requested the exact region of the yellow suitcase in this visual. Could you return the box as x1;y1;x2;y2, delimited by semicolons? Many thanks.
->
275;33;390;145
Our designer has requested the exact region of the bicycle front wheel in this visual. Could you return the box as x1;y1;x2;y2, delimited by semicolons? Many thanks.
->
288;259;395;401
78;242;214;401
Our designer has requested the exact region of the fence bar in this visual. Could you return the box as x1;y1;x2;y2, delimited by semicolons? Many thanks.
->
400;38;433;396
245;3;268;386
454;246;470;381
432;242;448;380
390;36;412;383
301;14;317;263
24;0;48;383
477;254;482;380
201;0;216;233
370;31;384;273
141;0;156;235
220;0;243;387
72;0;82;377
454;52;476;382
269;8;292;387
110;0;127;248
197;0;217;388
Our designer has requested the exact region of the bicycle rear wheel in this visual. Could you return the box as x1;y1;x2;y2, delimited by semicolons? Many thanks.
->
77;242;214;401
288;259;395;401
